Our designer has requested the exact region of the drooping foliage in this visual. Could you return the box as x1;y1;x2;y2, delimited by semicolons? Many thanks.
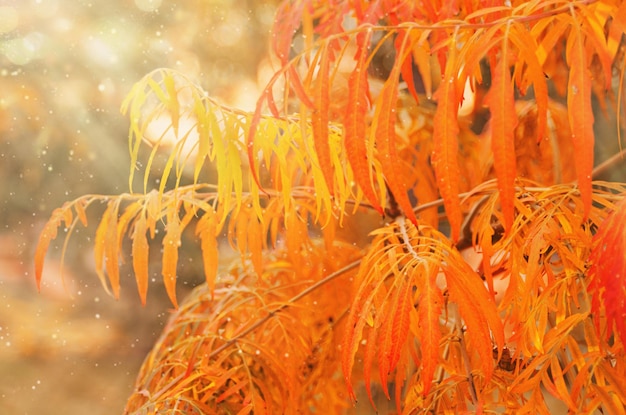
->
34;0;626;413
124;242;362;415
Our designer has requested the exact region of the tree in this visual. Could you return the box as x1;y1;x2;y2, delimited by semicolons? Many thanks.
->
35;0;626;413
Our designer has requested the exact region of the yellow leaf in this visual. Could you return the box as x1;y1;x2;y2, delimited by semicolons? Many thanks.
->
247;211;264;277
163;73;180;135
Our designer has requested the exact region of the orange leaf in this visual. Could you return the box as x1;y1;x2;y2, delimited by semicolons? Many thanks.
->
377;290;394;398
74;199;89;226
288;66;316;109
34;208;64;290
445;258;504;385
396;30;420;104
246;66;291;194
532;15;567;67
608;0;626;58
460;23;501;88
162;210;181;308
363;320;379;409
196;210;219;295
311;45;334;194
486;47;517;232
132;214;150;306
284;207;308;268
342;269;375;401
432;56;462;240
247;211;264;277
93;203;112;295
566;27;594;218
418;266;443;396
233;207;249;258
550;357;577;411
104;202;121;299
578;4;614;91
93;201;121;298
413;37;433;99
344;30;383;215
117;202;142;260
509;22;548;143
388;275;413;375
589;197;626;345
374;35;418;224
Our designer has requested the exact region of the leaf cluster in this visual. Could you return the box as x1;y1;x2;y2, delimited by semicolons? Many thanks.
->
124;241;361;415
33;0;626;413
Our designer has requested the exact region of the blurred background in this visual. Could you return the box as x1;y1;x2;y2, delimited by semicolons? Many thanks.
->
0;0;277;413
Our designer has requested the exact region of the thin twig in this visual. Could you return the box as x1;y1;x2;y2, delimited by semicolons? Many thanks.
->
396;216;425;264
208;259;362;359
591;147;626;179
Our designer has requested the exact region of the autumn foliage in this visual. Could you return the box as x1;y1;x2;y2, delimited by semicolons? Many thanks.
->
35;0;626;413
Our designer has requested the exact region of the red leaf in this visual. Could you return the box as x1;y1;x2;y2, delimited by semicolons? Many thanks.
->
271;0;307;65
418;266;444;395
288;66;316;109
432;59;462;241
590;197;626;345
344;31;383;215
486;49;517;232
566;26;594;218
354;0;383;24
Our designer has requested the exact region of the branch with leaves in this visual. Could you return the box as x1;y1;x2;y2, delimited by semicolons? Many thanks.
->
34;0;626;413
